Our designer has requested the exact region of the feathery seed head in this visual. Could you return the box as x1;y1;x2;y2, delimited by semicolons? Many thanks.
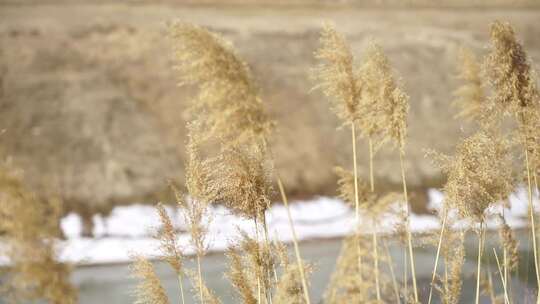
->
453;48;489;123
436;131;514;222
225;246;258;304
226;232;279;302
0;170;77;304
185;125;218;205
273;263;311;304
485;21;539;114
434;230;464;304
187;270;222;304
212;145;273;220
131;256;170;304
498;215;519;271
313;23;362;125
334;166;372;208
324;235;379;303
359;41;409;150
170;21;273;147
155;203;184;275
334;166;399;218
173;184;209;257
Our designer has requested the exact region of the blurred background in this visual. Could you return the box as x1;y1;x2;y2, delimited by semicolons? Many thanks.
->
1;1;540;303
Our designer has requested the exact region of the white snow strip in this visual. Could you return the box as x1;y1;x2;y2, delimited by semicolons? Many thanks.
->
2;187;539;265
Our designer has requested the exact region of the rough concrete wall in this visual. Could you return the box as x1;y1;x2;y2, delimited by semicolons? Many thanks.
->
1;5;539;215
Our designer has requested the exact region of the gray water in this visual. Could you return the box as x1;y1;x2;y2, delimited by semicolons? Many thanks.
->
72;231;538;304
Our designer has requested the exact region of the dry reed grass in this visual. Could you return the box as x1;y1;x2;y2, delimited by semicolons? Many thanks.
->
131;256;170;304
6;15;540;304
0;169;77;304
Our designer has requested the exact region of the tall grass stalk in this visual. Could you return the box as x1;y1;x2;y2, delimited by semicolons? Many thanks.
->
253;218;264;304
368;137;381;301
351;123;364;282
493;249;511;304
427;210;447;304
197;255;205;304
178;273;186;304
383;239;401;304
399;149;419;302
525;149;540;290
277;178;311;304
475;222;485;304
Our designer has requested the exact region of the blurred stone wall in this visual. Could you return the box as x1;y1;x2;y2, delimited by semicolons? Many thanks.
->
1;4;539;217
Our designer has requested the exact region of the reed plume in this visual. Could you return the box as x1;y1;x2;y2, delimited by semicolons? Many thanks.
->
210;144;276;302
432;130;513;304
313;24;365;299
434;131;514;222
433;227;465;304
498;214;519;302
212;145;273;221
169;21;272;147
484;20;540;296
359;40;415;302
226;231;280;304
188;271;222;304
171;21;310;302
226;246;258;304
273;263;311;304
0;170;77;304
485;21;538;115
155;203;186;304
313;23;362;126
498;215;519;272
324;235;394;304
313;22;362;221
334;166;398;301
334;166;373;209
358;41;409;151
131;256;170;304
173;133;216;303
452;47;489;124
